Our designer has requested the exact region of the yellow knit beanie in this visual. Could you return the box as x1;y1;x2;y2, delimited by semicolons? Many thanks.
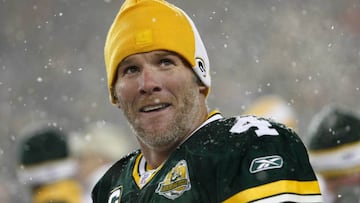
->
105;0;211;103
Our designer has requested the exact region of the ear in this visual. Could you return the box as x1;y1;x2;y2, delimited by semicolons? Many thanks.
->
115;102;122;109
112;87;122;109
198;85;208;96
113;97;122;109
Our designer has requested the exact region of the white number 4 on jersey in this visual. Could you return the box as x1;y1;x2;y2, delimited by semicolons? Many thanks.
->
230;116;279;137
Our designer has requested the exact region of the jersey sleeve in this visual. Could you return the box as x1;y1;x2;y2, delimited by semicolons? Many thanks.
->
218;116;322;203
91;151;138;203
92;176;110;203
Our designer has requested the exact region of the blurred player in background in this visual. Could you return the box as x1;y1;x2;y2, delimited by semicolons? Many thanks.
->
17;124;83;203
70;122;137;203
0;180;12;203
244;94;298;131
307;106;360;203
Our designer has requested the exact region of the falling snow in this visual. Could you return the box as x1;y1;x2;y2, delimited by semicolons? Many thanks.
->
0;0;359;202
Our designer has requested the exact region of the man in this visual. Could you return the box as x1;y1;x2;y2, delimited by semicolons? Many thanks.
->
70;122;137;203
92;0;322;202
307;106;360;203
17;125;83;203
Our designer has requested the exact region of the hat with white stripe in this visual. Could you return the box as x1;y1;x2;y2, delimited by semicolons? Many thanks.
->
307;106;360;178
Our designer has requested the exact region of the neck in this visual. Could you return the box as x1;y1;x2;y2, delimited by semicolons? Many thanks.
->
138;143;173;169
139;114;208;169
138;102;209;169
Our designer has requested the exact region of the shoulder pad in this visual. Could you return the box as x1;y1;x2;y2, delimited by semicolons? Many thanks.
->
185;115;300;154
94;150;139;187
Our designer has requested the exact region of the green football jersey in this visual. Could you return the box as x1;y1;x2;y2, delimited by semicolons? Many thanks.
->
92;113;322;203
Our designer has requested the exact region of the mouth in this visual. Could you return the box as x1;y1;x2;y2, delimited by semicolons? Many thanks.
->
140;103;171;113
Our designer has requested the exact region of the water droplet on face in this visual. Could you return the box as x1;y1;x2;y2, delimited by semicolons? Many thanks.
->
114;82;124;90
134;119;140;125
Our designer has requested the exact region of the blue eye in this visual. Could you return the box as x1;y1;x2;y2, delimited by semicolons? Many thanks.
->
160;58;174;66
123;66;139;75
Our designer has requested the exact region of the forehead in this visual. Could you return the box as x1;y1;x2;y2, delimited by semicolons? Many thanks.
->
121;50;182;64
115;50;194;78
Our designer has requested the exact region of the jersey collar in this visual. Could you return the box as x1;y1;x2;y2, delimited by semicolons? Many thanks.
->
132;110;223;189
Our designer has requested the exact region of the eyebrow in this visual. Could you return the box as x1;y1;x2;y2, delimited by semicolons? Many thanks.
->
118;57;134;67
153;51;176;57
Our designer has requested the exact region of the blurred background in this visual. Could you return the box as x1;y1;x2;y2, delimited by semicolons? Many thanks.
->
0;0;359;201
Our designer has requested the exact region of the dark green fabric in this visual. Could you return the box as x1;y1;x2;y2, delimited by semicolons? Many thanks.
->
92;115;318;203
308;107;360;150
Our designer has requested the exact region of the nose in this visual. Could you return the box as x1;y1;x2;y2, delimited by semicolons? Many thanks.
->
138;66;162;95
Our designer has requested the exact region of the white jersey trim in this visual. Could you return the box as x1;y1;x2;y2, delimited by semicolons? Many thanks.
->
253;194;323;203
178;113;223;147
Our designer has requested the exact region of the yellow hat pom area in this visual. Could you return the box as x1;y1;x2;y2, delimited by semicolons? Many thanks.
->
105;0;211;103
244;95;297;131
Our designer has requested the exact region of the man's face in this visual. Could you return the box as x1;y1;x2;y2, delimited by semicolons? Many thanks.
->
113;50;207;149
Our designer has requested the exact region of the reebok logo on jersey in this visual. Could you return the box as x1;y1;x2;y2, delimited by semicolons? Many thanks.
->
249;155;283;173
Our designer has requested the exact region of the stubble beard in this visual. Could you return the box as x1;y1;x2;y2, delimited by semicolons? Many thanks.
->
123;88;203;150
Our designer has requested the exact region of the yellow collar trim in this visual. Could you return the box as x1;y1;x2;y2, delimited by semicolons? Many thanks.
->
132;153;163;189
208;109;220;118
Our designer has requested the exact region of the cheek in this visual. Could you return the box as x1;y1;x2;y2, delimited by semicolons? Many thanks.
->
177;75;198;92
114;81;133;101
